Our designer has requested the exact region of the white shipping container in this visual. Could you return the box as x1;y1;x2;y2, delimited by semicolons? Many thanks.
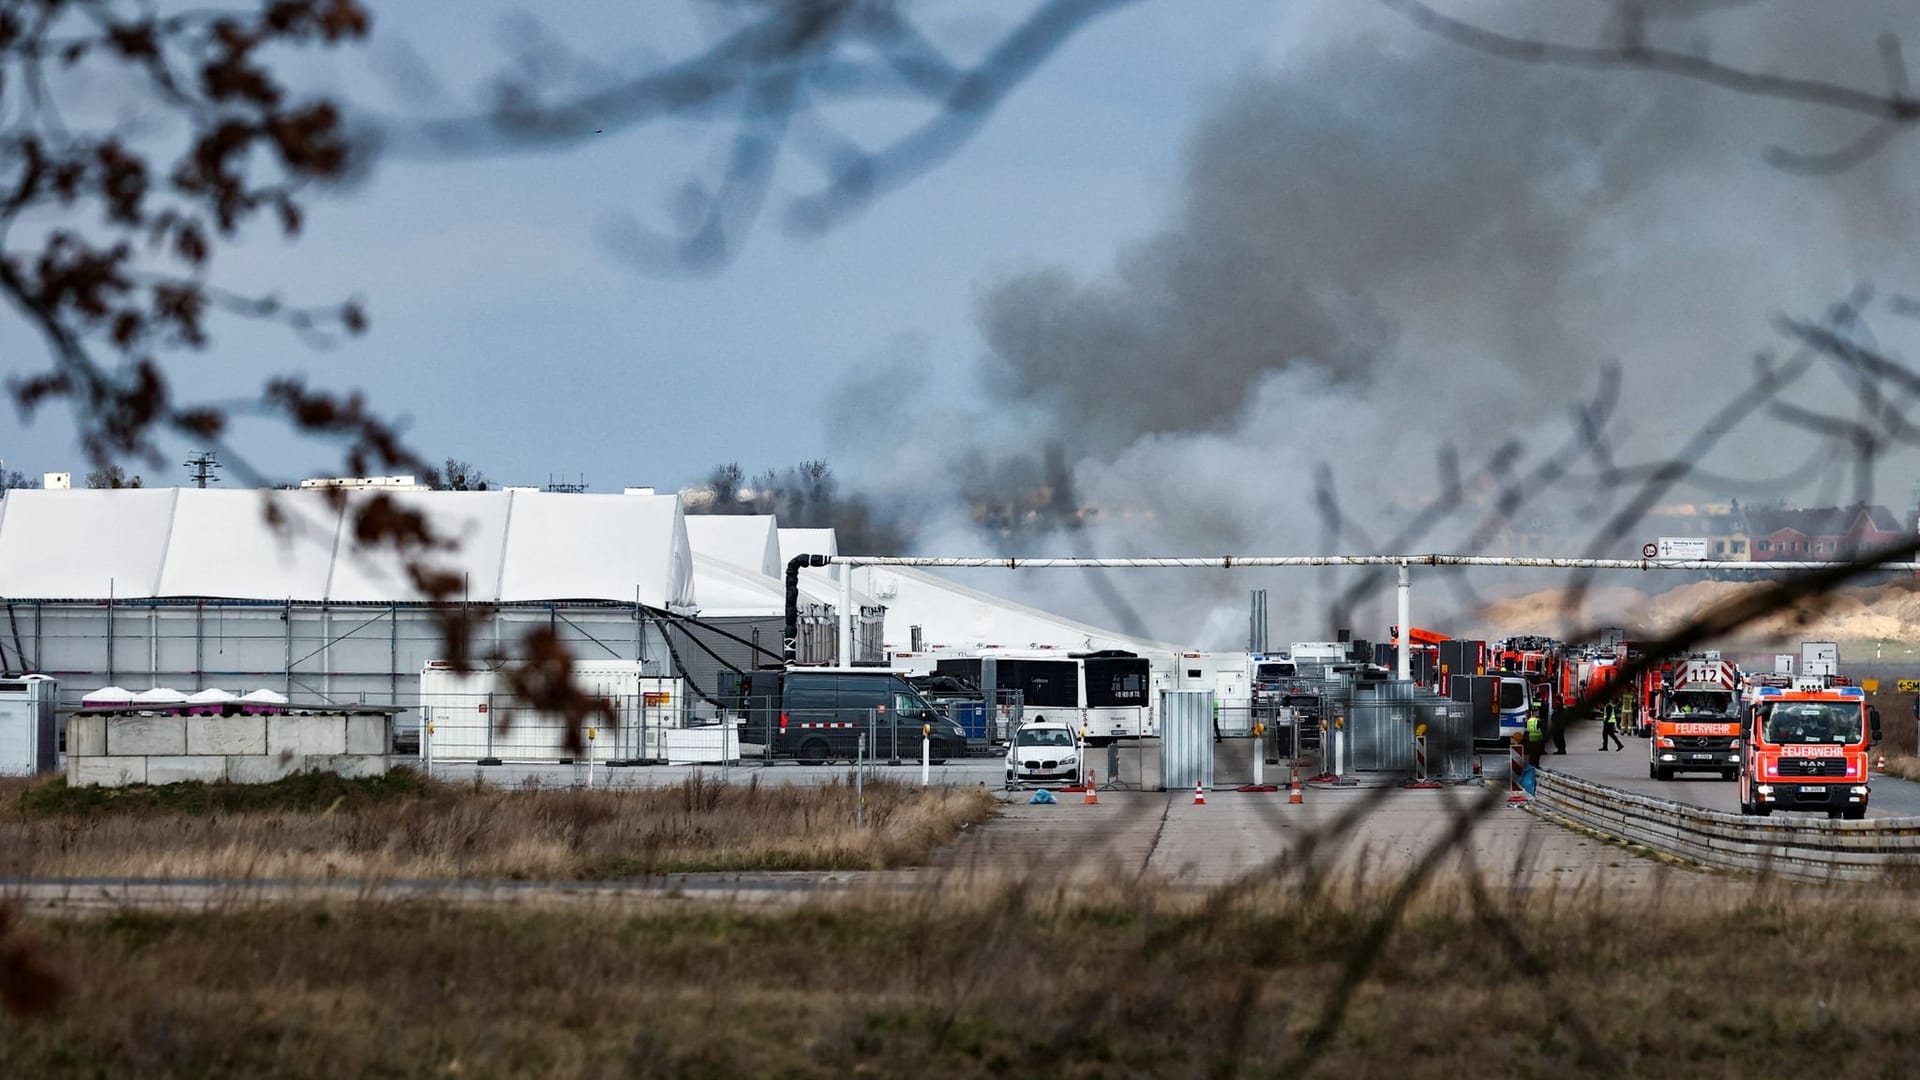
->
418;661;686;763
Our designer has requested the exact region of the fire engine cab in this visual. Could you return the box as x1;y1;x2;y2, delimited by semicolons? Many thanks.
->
1737;676;1881;819
1649;655;1741;782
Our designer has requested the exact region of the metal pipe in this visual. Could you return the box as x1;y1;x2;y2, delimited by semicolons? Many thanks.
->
283;596;293;698
1396;562;1411;682
839;565;854;665
782;554;830;664
824;554;1920;571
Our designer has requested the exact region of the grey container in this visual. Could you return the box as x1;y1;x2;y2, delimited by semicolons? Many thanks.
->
1159;689;1215;791
0;674;59;775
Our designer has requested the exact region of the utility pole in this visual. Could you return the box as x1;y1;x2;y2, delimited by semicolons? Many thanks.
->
185;451;221;488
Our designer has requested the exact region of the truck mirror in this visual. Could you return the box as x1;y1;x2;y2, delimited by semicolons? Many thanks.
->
1870;706;1883;745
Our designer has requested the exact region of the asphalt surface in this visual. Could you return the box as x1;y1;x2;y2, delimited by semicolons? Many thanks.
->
1543;723;1920;819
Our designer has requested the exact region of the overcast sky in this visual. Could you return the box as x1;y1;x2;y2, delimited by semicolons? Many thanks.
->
10;1;1920;645
1;2;1290;491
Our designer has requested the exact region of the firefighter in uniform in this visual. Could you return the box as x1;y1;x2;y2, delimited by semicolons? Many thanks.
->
1599;693;1626;752
1541;684;1566;754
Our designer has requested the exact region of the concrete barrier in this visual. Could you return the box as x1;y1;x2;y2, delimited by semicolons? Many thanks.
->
1532;768;1920;883
66;706;400;788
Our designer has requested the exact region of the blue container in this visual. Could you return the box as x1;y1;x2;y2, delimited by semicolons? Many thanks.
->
947;701;991;742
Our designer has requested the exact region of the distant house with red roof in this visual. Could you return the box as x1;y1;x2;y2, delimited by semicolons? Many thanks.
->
1747;503;1905;560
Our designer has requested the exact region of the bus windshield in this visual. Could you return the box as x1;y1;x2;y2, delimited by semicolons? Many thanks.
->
1085;657;1149;708
1762;702;1862;745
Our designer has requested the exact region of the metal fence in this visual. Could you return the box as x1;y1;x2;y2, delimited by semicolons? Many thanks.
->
420;692;697;765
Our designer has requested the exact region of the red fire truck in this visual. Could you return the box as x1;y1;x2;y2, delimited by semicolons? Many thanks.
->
1737;676;1881;819
1648;654;1741;781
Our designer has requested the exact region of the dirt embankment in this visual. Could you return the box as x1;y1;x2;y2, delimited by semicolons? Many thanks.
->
1470;578;1920;649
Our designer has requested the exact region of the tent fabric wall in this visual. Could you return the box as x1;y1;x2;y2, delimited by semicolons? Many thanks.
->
683;515;781;578
0;489;694;609
852;564;1184;659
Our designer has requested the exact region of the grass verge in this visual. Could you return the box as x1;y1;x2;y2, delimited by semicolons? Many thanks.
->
2;880;1916;1077
0;771;996;881
1883;753;1920;783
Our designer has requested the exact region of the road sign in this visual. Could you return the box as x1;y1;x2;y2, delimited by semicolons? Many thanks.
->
1862;679;1880;693
1657;536;1710;559
1801;641;1840;677
1641;542;1659;559
1899;679;1920;694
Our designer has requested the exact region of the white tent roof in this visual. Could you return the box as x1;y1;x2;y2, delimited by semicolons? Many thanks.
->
780;525;841;586
689;555;787;619
852;564;1184;660
0;488;694;607
689;552;878;619
683;514;781;578
0;488;177;598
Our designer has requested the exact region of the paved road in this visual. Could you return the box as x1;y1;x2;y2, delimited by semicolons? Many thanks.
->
944;783;1696;891
1544;728;1920;819
3;784;1696;915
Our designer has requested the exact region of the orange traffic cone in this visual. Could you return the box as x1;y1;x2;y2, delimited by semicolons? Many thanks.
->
1877;751;1887;773
1193;781;1206;806
1287;764;1304;805
1084;768;1100;805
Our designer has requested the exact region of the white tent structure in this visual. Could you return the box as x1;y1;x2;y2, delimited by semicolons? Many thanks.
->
850;564;1186;668
683;515;780;578
777;527;839;578
0;488;698;713
679;519;885;679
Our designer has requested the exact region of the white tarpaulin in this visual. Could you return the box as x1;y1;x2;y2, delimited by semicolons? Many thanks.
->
684;514;781;578
0;488;695;608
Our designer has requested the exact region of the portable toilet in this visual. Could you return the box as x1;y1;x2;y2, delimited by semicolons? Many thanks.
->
0;674;59;775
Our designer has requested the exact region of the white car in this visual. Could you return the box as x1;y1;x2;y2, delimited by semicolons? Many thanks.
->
1005;721;1083;789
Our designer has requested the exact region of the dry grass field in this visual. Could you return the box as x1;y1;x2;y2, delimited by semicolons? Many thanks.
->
0;770;997;881
7;769;1920;1076
3;877;1918;1077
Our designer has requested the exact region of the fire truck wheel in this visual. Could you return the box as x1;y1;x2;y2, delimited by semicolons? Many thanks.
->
1651;765;1670;782
1844;807;1866;821
1722;768;1738;782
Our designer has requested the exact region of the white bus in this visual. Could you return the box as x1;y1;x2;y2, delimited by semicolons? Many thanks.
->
933;649;1154;744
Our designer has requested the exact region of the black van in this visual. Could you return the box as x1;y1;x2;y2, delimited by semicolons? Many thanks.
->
739;668;969;765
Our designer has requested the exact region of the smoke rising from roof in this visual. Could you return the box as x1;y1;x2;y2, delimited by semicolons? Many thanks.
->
855;0;1920;647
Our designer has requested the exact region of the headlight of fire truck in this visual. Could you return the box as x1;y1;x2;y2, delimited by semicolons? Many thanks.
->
1729;738;1740;749
1656;737;1675;748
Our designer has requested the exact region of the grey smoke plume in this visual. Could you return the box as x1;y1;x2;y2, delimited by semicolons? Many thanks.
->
861;0;1920;646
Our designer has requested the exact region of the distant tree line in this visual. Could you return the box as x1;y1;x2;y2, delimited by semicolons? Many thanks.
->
699;459;906;554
